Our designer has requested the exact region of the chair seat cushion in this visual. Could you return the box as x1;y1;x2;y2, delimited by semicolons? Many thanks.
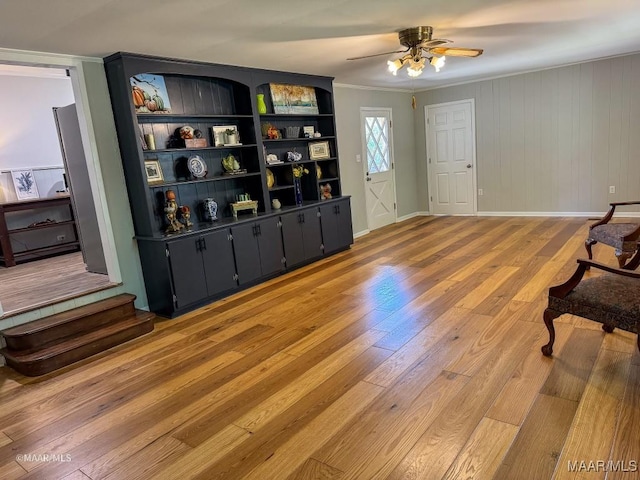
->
589;223;640;252
549;272;639;333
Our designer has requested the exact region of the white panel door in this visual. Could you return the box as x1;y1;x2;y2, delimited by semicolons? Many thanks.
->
361;109;396;230
426;100;476;215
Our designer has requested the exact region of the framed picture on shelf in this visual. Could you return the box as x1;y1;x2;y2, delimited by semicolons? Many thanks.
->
269;83;319;114
212;125;240;146
309;141;330;160
303;126;315;138
130;74;171;114
144;159;164;184
11;169;39;200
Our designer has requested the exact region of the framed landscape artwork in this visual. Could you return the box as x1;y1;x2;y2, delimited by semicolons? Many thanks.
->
269;83;319;114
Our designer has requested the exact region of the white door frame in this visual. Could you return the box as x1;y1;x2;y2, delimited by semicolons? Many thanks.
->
425;98;478;215
360;107;398;230
0;49;123;283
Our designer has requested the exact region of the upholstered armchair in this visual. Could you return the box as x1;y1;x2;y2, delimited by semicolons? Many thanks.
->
541;258;640;356
585;201;640;269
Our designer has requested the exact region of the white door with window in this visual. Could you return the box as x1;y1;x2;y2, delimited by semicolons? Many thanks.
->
361;108;396;230
426;99;477;215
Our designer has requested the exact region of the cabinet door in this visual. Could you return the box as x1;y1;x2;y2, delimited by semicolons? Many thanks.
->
319;203;341;254
231;223;262;285
335;199;354;248
300;208;323;261
201;229;237;296
280;211;305;268
256;218;284;276
167;237;208;308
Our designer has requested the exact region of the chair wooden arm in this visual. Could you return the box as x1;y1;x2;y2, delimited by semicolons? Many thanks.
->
549;258;640;299
576;258;640;278
590;200;640;229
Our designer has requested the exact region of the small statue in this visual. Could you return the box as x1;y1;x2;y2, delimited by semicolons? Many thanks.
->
320;183;332;200
164;190;184;234
180;205;193;228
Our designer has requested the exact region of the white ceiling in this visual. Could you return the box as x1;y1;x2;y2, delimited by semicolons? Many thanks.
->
1;0;639;90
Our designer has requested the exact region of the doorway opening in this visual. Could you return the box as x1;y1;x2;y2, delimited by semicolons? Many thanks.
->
0;63;115;317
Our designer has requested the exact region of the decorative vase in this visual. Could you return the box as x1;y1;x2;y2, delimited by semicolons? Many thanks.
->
294;178;303;206
203;198;218;221
257;94;267;114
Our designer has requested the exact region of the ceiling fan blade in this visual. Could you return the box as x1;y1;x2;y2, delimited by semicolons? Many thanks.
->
347;48;409;61
419;38;451;48
428;47;484;57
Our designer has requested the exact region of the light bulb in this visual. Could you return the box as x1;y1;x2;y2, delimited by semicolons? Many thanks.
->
430;55;446;72
387;59;402;75
406;66;423;77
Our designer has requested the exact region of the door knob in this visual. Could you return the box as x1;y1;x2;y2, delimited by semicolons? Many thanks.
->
366;177;372;181
466;164;472;168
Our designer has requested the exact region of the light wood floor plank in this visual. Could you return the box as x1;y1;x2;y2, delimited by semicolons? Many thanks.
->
0;216;637;479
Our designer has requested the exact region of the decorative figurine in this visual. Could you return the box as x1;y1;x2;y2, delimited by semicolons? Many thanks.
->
180;205;193;228
287;150;303;162
320;183;332;200
164;190;185;234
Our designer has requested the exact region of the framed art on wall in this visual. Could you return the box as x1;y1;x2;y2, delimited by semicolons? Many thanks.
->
11;169;39;200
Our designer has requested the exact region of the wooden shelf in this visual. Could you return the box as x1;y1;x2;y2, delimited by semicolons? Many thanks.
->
143;143;257;154
137;113;253;121
148;172;262;188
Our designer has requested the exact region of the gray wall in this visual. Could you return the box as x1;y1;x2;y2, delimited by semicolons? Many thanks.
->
415;53;640;213
334;85;418;234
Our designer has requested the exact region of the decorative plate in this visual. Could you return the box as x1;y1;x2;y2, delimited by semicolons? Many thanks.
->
266;168;275;189
188;155;207;178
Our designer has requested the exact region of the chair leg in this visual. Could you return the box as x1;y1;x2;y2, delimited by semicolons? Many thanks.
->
602;324;615;333
542;308;561;356
616;250;633;269
585;239;596;270
623;248;640;270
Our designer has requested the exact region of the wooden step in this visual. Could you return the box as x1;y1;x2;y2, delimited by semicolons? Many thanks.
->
1;293;137;351
1;310;154;377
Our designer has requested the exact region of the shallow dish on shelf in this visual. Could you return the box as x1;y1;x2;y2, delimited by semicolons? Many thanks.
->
266;168;275;189
187;155;207;178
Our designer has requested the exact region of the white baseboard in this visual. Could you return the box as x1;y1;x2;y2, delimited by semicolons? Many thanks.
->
396;211;430;222
478;211;616;217
353;229;370;239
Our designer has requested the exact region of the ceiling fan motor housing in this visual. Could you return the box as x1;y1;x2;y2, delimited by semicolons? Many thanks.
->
399;26;433;48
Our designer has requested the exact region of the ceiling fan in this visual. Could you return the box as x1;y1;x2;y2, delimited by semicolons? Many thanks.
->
347;26;483;77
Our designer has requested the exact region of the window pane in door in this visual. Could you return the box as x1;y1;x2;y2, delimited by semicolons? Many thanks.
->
365;116;390;173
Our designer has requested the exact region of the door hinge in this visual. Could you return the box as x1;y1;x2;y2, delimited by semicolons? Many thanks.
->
233;273;239;281
427;117;430;125
228;233;233;241
428;158;431;164
321;243;325;252
317;211;321;217
389;120;392;128
277;220;282;228
394;202;397;210
281;257;286;264
392;162;394;169
165;248;170;258
172;294;177;306
430;196;433;202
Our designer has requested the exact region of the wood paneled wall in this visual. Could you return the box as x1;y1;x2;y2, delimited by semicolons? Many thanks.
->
415;53;640;214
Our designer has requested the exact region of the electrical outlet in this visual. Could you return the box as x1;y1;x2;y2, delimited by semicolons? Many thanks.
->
609;186;616;194
57;234;65;242
478;188;484;196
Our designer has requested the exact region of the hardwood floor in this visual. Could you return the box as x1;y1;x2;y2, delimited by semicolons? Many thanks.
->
0;216;638;479
0;252;115;317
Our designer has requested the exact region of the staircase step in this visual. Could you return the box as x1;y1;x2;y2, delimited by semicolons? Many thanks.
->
2;293;137;351
1;310;154;377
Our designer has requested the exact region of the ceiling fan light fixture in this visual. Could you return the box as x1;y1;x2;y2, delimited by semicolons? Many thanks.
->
387;58;403;75
430;55;446;72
